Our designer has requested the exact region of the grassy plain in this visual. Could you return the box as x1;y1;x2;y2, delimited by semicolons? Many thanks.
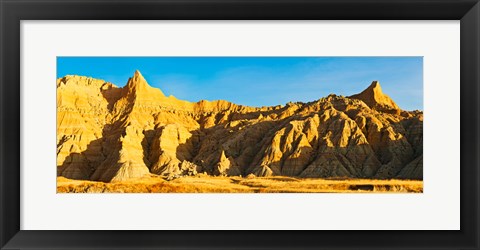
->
57;175;423;193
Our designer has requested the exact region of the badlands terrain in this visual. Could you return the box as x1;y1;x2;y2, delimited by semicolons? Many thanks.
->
57;70;423;193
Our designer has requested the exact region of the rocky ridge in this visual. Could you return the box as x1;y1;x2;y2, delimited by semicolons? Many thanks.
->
57;70;423;182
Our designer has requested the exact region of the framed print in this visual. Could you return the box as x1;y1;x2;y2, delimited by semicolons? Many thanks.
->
1;0;479;249
54;56;424;194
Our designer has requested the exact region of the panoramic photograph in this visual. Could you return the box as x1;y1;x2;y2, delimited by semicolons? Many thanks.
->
56;57;423;193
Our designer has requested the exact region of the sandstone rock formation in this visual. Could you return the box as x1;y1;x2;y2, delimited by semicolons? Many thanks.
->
349;81;400;114
57;71;423;182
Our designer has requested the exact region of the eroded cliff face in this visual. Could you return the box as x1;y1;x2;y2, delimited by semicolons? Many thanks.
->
57;70;423;182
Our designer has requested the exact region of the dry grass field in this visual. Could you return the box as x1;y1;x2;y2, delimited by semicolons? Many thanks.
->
57;175;423;193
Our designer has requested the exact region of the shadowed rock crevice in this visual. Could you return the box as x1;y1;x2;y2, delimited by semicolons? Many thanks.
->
57;137;105;180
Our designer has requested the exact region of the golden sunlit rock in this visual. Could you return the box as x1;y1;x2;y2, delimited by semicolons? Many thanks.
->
57;71;423;183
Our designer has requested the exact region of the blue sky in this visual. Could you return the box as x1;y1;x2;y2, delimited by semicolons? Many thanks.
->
57;57;423;110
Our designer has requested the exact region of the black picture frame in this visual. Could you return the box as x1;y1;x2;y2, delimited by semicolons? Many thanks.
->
1;0;479;249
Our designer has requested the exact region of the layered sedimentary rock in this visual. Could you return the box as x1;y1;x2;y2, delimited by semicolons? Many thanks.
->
57;71;423;182
349;81;400;114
